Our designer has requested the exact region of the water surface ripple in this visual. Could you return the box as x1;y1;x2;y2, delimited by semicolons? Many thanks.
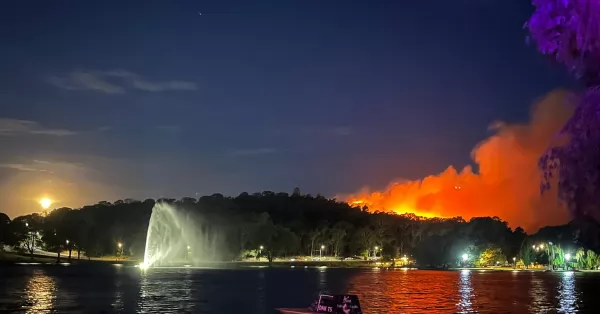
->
1;265;599;313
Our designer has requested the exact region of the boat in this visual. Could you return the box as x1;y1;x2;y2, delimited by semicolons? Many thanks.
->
277;293;362;314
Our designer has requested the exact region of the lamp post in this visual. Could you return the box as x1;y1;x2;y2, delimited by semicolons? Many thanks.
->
117;242;123;260
259;245;264;261
565;253;571;270
66;239;72;262
461;253;468;267
320;245;325;260
374;246;379;260
513;256;516;269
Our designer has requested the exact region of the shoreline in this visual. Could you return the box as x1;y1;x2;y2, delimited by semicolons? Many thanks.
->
3;253;599;272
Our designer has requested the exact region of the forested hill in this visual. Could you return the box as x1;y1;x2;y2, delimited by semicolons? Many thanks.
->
0;190;594;267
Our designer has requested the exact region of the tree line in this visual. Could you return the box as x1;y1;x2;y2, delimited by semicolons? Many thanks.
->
1;189;599;268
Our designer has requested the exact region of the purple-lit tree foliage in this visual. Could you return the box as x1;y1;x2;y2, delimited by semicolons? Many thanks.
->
528;0;600;222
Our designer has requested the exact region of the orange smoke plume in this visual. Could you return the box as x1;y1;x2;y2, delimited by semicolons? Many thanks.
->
345;90;574;232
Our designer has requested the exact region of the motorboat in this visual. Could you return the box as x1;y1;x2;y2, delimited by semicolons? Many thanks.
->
277;293;362;314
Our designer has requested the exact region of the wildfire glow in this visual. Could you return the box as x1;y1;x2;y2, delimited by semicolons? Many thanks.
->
344;90;575;231
350;200;440;219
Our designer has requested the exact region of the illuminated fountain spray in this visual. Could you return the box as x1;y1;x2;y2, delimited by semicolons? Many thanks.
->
140;202;220;269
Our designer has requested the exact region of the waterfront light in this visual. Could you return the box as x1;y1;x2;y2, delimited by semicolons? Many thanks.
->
462;253;468;261
118;242;122;248
259;245;264;250
513;257;516;261
66;239;69;245
565;253;571;261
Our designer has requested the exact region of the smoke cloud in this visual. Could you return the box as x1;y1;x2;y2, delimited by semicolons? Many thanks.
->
345;90;574;232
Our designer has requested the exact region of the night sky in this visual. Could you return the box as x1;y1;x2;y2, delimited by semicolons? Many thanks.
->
0;0;571;218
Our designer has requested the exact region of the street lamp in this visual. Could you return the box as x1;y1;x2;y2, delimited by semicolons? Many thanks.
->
462;253;468;261
118;242;123;257
66;239;69;245
320;245;325;260
374;246;379;259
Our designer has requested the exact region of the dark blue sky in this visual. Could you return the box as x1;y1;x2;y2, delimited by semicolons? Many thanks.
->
0;0;570;216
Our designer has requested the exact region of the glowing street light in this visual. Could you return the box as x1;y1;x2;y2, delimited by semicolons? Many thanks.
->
462;253;468;261
25;222;29;227
565;253;571;261
320;245;325;260
66;239;70;245
116;242;123;260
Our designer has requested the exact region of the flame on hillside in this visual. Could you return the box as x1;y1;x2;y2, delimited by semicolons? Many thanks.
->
344;90;575;232
349;200;441;219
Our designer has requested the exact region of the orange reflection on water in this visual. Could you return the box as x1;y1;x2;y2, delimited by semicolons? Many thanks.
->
24;269;56;313
345;269;461;313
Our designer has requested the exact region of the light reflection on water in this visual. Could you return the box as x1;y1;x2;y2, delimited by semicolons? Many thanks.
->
558;271;577;313
529;272;551;313
457;269;474;313
1;266;600;313
24;269;56;313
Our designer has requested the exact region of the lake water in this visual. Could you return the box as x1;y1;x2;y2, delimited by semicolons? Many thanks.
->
1;265;599;313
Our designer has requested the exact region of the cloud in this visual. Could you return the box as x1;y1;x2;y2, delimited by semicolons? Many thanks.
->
0;163;41;172
0;159;84;174
230;148;279;156
0;118;76;136
48;70;197;94
344;90;574;232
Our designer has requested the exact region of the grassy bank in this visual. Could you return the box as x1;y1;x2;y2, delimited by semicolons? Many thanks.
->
0;252;138;266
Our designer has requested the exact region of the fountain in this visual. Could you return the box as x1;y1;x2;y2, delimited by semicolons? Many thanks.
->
141;202;223;268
